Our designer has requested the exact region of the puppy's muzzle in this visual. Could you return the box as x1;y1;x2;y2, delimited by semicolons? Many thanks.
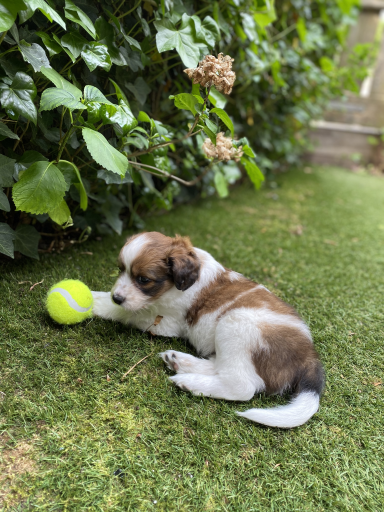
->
112;293;125;305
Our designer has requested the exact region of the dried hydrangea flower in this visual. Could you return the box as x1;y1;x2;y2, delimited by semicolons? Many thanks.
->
184;53;236;95
202;132;243;162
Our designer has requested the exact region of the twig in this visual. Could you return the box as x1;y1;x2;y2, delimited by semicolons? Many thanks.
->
128;160;212;187
121;353;153;379
13;121;29;152
126;129;203;159
30;279;44;291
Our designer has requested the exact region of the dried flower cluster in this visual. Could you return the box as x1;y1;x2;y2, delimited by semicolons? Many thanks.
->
184;53;236;95
202;133;243;162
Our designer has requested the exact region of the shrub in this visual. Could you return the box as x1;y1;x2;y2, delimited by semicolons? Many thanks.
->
0;0;366;259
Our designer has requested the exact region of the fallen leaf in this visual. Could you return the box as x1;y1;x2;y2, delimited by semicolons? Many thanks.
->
106;374;111;381
373;381;382;387
274;463;281;468
77;378;83;384
324;239;337;246
348;332;355;336
154;315;163;326
205;460;209;467
290;225;303;236
135;433;142;441
30;279;44;291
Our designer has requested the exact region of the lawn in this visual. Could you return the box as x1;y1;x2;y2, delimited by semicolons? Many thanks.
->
1;166;383;511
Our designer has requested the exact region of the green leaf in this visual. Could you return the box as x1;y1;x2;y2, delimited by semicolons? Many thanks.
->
49;199;72;226
208;87;227;108
81;43;112;72
0;121;19;140
64;0;96;38
296;18;307;43
138;111;151;123
126;77;151;106
61;31;88;59
40;66;82;100
154;14;201;68
254;2;276;28
0;189;10;212
0;0;26;32
210;107;234;137
205;118;217;134
14;224;40;259
214;171;228;198
192;15;220;47
109;79;130;106
40;88;85;111
82;127;128;176
320;56;334;72
200;124;216;144
15;150;48;179
0;155;16;187
84;85;112;105
241;157;264;190
36;31;63;57
0;222;15;258
52;33;75;62
0;71;37;125
173;93;200;115
122;33;141;51
18;40;50;72
25;0;66;30
242;144;255;158
97;168;132;185
57;160;88;210
12;161;67;214
100;102;137;135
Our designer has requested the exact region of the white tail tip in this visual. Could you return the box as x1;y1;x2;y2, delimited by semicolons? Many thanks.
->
237;391;320;429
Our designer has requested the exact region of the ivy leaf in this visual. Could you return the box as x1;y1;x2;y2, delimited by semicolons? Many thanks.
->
12;161;67;214
154;14;201;68
241;157;264;190
0;0;26;32
64;0;96;39
126;77;151;106
84;85;112;105
0;189;10;212
82;127;128;176
95;16;125;66
81;43;112;72
123;34;141;51
214;171;229;198
57;160;88;210
25;0;66;30
36;31;63;57
192;15;220;47
109;79;130;105
0;222;15;258
0;121;19;140
14;224;40;259
173;93;199;115
40;66;82;100
210;107;234;137
40;88;85;111
0;155;16;187
49;198;72;225
0;71;37;125
61;31;88;59
18;40;50;72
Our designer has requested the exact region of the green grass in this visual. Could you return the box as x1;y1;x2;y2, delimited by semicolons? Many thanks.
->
1;166;383;511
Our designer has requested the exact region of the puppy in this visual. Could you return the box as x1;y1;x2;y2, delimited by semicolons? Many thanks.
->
92;232;325;428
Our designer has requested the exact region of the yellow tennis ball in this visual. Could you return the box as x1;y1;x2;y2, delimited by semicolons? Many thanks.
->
47;279;93;325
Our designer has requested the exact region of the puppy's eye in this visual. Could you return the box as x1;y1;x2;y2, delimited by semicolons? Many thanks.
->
138;276;151;284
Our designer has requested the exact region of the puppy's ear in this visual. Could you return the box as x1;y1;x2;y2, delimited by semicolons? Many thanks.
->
167;236;200;291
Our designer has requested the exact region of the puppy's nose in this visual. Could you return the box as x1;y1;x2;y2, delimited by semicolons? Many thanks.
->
112;293;125;305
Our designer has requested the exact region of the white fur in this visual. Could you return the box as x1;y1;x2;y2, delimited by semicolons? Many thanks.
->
92;234;321;428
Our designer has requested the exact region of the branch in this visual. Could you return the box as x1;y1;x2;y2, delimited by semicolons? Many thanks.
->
126;129;203;159
128;160;212;187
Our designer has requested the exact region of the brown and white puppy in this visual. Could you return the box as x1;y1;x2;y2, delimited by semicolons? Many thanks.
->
92;232;325;428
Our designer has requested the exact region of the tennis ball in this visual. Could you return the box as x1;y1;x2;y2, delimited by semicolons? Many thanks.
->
47;279;93;325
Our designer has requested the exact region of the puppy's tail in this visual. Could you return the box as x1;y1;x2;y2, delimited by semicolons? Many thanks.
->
237;362;325;429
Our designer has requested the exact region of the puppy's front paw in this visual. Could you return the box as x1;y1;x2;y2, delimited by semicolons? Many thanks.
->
169;374;191;392
159;350;179;372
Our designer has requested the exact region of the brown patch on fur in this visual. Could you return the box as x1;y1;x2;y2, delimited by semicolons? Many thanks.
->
253;324;324;396
186;271;258;325
218;286;301;320
125;232;200;298
0;439;37;506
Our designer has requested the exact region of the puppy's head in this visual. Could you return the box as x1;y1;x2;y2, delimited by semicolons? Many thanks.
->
112;232;200;311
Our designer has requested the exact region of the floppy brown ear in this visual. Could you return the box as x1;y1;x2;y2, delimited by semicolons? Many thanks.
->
167;236;200;291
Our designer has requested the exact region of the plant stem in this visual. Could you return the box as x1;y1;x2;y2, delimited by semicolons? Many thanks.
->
56;113;80;163
189;85;211;135
117;0;141;19
13;121;30;152
126;129;203;159
0;31;8;45
128;160;212;187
